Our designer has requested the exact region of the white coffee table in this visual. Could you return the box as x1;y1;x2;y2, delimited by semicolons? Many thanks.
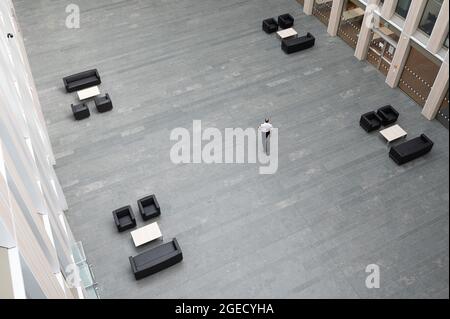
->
77;86;100;100
379;124;407;144
277;28;298;40
131;222;162;247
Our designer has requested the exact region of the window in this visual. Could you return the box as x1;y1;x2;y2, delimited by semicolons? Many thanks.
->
395;0;412;19
418;0;443;36
444;33;449;48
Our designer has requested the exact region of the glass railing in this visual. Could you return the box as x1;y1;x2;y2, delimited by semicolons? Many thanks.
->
71;241;100;299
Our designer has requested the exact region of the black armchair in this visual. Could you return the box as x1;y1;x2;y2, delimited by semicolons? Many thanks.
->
262;18;278;34
94;93;113;113
360;111;382;132
278;13;294;29
112;206;137;232
377;105;399;126
71;103;90;120
138;195;161;221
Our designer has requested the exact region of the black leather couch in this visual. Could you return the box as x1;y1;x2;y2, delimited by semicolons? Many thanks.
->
63;69;101;93
281;32;315;54
360;111;382;132
94;93;113;113
262;18;278;34
138;194;161;221
112;206;137;232
129;238;183;280
377;105;399;126
278;13;294;29
71;103;90;120
389;134;434;165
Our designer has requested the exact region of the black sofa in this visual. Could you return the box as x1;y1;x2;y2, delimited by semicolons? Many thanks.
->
138;195;161;221
281;32;315;54
262;18;278;34
71;103;90;120
389;134;433;165
360;111;382;132
112;206;137;232
63;69;101;93
377;105;399;126
94;93;113;113
129;238;183;280
278;13;294;29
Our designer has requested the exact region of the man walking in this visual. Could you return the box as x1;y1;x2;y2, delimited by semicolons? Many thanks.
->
259;118;273;155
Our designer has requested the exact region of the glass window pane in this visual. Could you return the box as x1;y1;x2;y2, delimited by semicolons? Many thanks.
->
419;0;444;36
395;0;412;19
444;33;449;48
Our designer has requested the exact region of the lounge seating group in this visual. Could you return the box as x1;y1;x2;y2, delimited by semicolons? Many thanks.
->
63;69;113;120
282;32;315;54
389;134;434;165
112;194;183;280
262;13;315;55
359;105;434;165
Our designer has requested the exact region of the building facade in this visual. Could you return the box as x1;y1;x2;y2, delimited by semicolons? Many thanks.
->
0;0;97;299
298;0;449;128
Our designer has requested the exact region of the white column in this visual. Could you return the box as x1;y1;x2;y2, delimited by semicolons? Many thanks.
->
0;247;27;299
380;0;396;20
304;0;314;15
355;0;380;60
426;0;449;54
385;0;426;87
327;0;345;36
422;53;449;120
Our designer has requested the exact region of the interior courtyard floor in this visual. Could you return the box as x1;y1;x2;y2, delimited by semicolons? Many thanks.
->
14;0;449;298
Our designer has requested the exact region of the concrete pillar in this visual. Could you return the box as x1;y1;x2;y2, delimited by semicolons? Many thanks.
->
380;0;396;20
0;247;26;299
422;53;449;120
426;0;449;54
327;0;345;36
385;0;426;88
355;0;379;60
304;0;314;15
403;0;427;35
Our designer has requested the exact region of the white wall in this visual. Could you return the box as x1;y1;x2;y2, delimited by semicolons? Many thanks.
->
0;0;79;299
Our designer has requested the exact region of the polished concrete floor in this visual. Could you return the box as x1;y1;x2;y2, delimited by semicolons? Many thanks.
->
14;0;449;298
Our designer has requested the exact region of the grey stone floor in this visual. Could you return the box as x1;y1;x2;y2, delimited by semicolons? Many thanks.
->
14;0;449;299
